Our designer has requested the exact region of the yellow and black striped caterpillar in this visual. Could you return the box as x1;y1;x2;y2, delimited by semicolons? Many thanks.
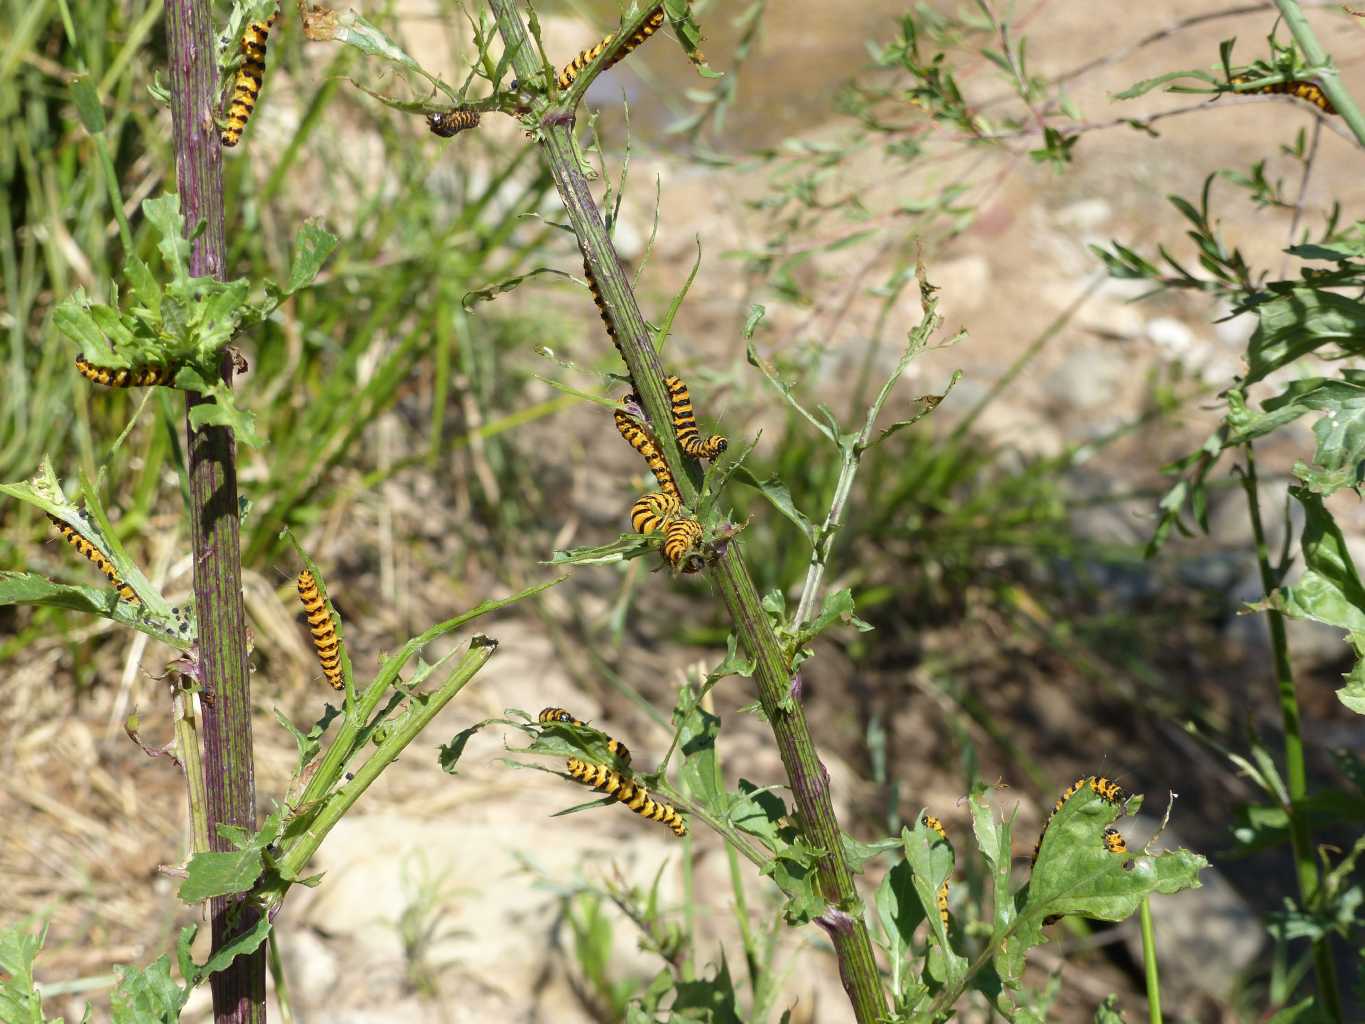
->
581;253;628;363
615;409;680;502
1230;75;1335;114
1031;775;1127;866
565;756;686;837
427;107;481;137
922;814;951;930
662;516;704;573
297;570;343;690
538;707;632;766
75;356;175;388
630;490;680;534
665;375;727;460
557;5;666;91
221;10;279;147
48;514;139;605
1102;826;1127;855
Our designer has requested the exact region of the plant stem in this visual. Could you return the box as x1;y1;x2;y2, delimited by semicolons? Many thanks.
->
1138;896;1162;1024
486;5;889;1020
1273;0;1365;147
1241;443;1341;1022
174;687;212;855
164;0;262;1019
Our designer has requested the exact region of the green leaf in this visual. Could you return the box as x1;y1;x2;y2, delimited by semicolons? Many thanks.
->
193;914;272;983
762;840;825;925
1266;488;1365;636
670;955;742;1024
1339;656;1365;716
677;694;723;807
1092;995;1129;1023
284;221;339;295
730;467;817;546
0;922;57;1024
795;587;873;646
875;857;924;966
69;77;105;134
1252;373;1365;495
1245;288;1365;387
462;266;566;309
1113;68;1212;100
730;779;790;852
902;818;966;983
970;787;1018;940
546;533;652;566
110;956;189;1024
438;721;487;774
179;847;265;902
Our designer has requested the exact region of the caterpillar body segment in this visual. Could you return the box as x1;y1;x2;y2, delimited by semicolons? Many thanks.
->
665;375;727;459
296;570;343;690
614;410;680;502
662;516;704;573
47;514;139;605
75;356;175;388
221;10;279;147
427;107;481;137
921;814;951;930
556;5;666;92
1231;75;1335;113
1103;826;1128;855
1031;775;1127;866
564;757;686;836
630;490;680;535
537;707;632;766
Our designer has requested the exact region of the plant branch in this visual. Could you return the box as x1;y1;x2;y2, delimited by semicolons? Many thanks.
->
486;3;889;1020
1274;0;1365;147
1241;444;1342;1022
164;0;263;1019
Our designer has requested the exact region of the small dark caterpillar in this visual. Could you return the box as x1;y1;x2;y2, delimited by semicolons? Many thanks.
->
662;516;704;572
427;107;481;137
75;356;175;388
565;756;686;837
557;5;666;91
921;814;951;930
538;707;632;766
297;569;343;690
1102;826;1127;855
581;252;628;363
221;11;279;147
1231;75;1336;114
48;514;139;605
630;490;680;535
614;409;680;502
665;375;727;460
1031;775;1126;866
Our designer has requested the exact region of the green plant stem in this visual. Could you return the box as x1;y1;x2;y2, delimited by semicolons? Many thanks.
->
486;5;889;1020
164;0;262;1018
174;688;212;855
1241;444;1342;1022
1138;896;1161;1024
276;639;498;883
266;935;295;1024
1273;0;1365;147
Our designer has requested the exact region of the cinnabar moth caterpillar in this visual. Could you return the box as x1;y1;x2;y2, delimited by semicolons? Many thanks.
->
1103;826;1127;855
665;375;727;460
427;107;481;137
1031;775;1126;866
221;11;279;147
630;490;680;534
581;252;628;363
662;516;703;572
75;356;175;388
557;5;666;91
565;756;686;837
921;814;951;929
614;409;680;502
47;514;139;605
538;707;632;766
297;569;343;690
1231;75;1335;114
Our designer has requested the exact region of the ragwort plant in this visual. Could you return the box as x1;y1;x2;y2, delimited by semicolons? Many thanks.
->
2;2;1212;1022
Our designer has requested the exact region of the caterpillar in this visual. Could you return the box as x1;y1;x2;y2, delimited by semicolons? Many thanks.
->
614;409;680;502
581;252;628;363
538;707;632;766
630;490;680;535
565;756;686;837
221;10;279;147
1102;826;1127;855
296;570;343;691
1031;775;1126;866
665;375;727;460
47;514;139;605
557;5;666;91
1230;75;1335;114
662;516;704;573
427;107;481;138
74;356;175;388
921;814;951;930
